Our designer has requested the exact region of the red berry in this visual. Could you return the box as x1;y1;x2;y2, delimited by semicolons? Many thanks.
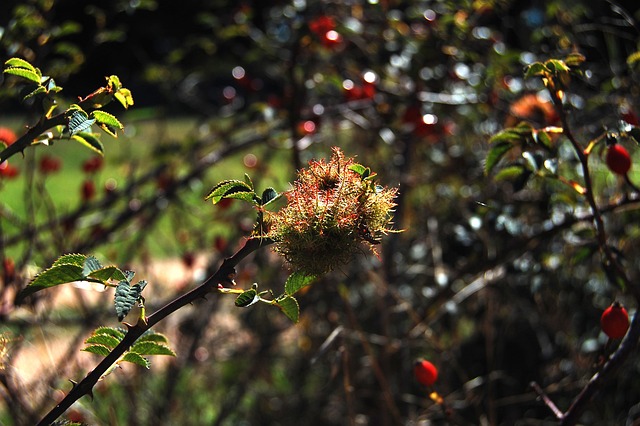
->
606;144;632;176
601;302;630;339
3;257;15;282
413;359;438;387
39;155;62;174
0;161;19;179
81;180;96;201
217;197;233;209
82;156;103;174
0;127;17;147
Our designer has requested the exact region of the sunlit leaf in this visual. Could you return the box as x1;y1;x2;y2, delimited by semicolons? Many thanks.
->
136;331;170;344
3;67;41;84
92;110;123;130
205;179;257;204
114;88;134;109
4;58;37;73
71;132;104;155
284;272;316;296
17;264;85;302
494;165;528;182
53;253;87;267
524;62;549;79
546;59;570;74
92;326;126;340
564;53;586;67
121;352;150;368
627;51;640;69
235;287;259;307
85;334;121;349
275;295;300;323
131;341;176;357
82;344;111;357
89;266;128;283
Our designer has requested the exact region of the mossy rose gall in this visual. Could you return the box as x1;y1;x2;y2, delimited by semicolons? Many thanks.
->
268;147;397;276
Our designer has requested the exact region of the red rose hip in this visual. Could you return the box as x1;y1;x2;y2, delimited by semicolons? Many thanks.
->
601;302;630;339
414;359;438;387
606;144;632;176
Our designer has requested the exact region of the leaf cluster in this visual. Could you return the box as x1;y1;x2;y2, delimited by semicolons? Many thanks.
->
83;327;175;371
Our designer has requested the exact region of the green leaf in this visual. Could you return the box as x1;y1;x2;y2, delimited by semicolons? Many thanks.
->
533;129;553;149
93;326;126;340
494;165;528;181
83;256;103;276
284;272;316;296
106;75;122;90
92;110;123;128
97;123;119;137
121;352;150;368
489;124;533;144
67;110;96;136
524;62;549;79
484;141;514;175
85;334;121;349
17;264;85;302
4;58;37;73
23;86;47;100
114;88;134;109
261;188;280;206
82;344;111;357
243;173;254;189
227;191;260;203
205;179;256;204
131;341;176;357
546;59;570;74
136;331;170;344
348;163;368;176
53;253;87;267
627;51;640;69
235;288;259;307
71;132;104;155
275;295;300;323
92;111;123;137
564;53;586;67
89;266;128;283
114;280;147;321
496;166;532;192
3;67;41;83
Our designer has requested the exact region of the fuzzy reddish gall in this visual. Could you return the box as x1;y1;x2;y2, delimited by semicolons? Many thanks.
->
601;302;630;340
414;359;438;387
606;144;632;176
